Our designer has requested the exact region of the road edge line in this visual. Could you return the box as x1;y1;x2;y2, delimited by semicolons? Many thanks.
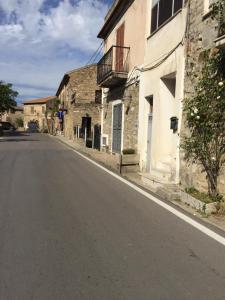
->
50;135;225;247
70;148;225;247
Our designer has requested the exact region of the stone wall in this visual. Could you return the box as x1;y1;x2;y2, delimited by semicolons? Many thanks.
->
58;64;101;140
73;103;101;127
102;82;139;152
180;0;225;195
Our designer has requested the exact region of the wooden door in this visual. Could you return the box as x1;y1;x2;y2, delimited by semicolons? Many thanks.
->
116;23;125;72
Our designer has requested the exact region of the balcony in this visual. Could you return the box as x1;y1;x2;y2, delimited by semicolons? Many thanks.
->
97;45;130;88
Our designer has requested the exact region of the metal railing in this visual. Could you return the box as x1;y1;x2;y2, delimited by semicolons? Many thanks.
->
97;45;130;85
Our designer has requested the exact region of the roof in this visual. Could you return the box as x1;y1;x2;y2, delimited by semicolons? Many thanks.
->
56;64;97;96
12;105;24;111
15;105;24;111
23;96;57;105
9;105;24;111
97;0;134;39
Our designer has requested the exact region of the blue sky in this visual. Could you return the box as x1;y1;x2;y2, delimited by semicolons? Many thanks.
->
0;0;113;104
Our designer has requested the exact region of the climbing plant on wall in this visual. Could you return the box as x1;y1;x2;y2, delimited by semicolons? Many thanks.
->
211;0;225;36
182;48;225;199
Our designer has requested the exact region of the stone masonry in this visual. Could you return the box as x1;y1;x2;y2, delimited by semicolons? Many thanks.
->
102;82;139;153
180;0;225;195
56;64;102;142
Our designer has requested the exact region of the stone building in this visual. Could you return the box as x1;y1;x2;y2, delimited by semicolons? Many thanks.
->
23;96;57;132
97;0;148;155
56;65;102;149
180;0;225;195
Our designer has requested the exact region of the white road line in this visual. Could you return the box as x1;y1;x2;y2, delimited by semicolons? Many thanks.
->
70;148;225;247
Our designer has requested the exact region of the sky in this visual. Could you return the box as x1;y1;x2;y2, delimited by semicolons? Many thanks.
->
0;0;113;104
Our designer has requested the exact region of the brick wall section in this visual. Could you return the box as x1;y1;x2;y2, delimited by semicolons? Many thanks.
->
59;64;101;139
180;0;225;195
103;83;139;152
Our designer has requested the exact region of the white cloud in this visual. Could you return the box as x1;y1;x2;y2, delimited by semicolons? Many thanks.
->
0;0;109;101
0;0;108;50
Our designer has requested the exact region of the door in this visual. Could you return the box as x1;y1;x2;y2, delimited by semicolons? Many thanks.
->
146;113;153;172
116;23;124;72
112;103;122;153
81;117;91;139
93;124;101;150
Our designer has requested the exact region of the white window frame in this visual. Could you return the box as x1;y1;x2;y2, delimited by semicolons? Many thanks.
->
102;134;109;147
204;0;215;14
150;0;184;34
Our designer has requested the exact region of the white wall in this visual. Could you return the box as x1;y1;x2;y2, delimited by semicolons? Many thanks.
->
138;7;187;183
104;0;148;72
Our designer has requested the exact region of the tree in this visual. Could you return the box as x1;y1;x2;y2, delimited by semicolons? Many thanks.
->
182;49;225;199
0;81;18;113
15;117;24;128
45;98;60;134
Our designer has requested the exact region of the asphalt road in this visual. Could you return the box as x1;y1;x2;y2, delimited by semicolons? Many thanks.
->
0;132;225;300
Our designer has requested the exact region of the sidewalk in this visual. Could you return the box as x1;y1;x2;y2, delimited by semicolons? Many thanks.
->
52;134;225;232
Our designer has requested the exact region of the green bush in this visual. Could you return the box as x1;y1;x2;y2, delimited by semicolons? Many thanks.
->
15;117;24;128
122;148;135;155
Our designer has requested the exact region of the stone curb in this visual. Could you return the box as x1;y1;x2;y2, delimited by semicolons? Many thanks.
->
180;191;217;214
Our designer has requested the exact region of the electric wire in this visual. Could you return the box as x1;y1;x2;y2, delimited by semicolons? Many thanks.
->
86;41;104;66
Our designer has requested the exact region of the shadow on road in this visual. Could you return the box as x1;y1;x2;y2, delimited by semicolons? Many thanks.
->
0;131;40;142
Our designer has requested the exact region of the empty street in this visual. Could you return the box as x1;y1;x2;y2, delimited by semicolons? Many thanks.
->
0;133;225;300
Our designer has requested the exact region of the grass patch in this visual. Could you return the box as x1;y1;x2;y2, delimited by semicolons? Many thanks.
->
185;187;219;204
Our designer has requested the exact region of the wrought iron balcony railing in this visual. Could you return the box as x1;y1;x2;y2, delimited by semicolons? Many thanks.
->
97;45;130;87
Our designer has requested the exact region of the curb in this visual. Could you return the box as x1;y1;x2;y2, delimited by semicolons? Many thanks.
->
49;134;225;235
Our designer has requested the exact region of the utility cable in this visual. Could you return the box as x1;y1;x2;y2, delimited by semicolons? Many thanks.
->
86;41;104;66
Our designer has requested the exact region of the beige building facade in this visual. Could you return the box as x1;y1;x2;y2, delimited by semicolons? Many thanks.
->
23;96;57;132
138;0;187;184
97;0;148;155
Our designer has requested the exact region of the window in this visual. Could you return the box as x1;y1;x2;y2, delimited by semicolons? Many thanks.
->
95;90;102;104
102;134;108;146
158;0;173;27
151;0;184;34
71;92;76;103
42;106;45;114
30;106;34;114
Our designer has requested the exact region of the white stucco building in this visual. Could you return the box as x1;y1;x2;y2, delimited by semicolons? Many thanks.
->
138;0;187;184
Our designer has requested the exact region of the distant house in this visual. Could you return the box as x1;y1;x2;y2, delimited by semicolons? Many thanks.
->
0;105;24;127
56;64;102;149
23;96;57;132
